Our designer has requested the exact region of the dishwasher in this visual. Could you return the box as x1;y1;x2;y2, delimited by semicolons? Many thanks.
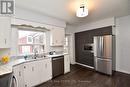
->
52;56;64;78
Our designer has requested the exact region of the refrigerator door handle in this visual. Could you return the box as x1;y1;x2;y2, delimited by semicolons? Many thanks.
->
94;37;97;56
97;36;102;57
97;58;112;62
101;36;104;57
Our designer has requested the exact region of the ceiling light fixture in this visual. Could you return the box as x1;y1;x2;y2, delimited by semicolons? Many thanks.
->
76;0;88;17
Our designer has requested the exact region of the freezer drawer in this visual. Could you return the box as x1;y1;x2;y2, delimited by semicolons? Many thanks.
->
95;58;112;75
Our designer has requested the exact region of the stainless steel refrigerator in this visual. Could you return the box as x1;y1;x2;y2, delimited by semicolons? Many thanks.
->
94;35;115;75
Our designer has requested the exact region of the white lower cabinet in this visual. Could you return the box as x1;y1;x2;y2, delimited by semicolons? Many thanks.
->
13;58;52;87
13;64;24;87
23;61;40;87
40;58;52;83
64;55;70;73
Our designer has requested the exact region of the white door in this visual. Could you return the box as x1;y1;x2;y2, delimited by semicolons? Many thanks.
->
67;35;75;64
64;55;70;73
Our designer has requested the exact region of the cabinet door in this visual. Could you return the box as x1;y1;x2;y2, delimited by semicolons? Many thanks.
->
57;28;65;45
50;27;65;46
0;17;11;48
40;58;52;83
23;62;33;87
32;61;41;86
50;28;58;46
44;58;52;81
13;64;24;87
23;61;39;87
64;55;70;73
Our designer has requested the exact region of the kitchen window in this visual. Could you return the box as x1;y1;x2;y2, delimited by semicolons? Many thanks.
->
18;30;46;55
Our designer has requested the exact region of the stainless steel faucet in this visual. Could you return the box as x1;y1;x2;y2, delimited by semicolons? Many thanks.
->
34;48;38;59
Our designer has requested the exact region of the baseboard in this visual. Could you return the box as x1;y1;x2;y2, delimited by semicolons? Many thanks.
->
75;62;130;75
70;62;76;65
116;69;130;75
76;62;94;69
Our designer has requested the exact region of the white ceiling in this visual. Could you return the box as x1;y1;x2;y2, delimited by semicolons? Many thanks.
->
16;0;130;25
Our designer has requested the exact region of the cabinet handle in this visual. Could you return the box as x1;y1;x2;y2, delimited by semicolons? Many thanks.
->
32;67;34;71
45;64;47;68
24;66;26;69
5;39;6;44
19;71;21;76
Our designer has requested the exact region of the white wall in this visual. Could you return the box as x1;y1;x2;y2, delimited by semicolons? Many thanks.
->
116;15;130;74
75;17;115;32
66;17;115;65
10;27;18;56
15;7;66;28
14;7;66;54
0;49;10;59
66;16;130;74
0;7;66;56
66;24;77;34
65;25;76;64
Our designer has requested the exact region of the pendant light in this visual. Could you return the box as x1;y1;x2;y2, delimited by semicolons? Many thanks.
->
76;0;88;17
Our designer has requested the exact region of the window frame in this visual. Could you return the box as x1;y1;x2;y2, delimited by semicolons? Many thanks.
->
18;29;46;55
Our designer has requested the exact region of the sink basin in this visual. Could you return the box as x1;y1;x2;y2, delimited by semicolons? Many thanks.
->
24;54;45;61
25;56;45;61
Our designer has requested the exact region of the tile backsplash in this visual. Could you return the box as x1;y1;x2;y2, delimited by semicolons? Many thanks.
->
50;46;64;52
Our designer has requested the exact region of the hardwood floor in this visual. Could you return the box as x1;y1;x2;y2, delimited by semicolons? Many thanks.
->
37;64;130;87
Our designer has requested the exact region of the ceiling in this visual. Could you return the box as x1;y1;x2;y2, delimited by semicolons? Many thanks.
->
16;0;130;25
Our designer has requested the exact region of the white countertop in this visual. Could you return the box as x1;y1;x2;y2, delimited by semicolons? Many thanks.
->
46;53;68;58
0;65;12;76
0;57;50;76
0;53;69;76
0;59;26;76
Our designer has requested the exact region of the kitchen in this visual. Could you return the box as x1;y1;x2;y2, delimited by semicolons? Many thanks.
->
0;16;70;87
0;0;130;87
